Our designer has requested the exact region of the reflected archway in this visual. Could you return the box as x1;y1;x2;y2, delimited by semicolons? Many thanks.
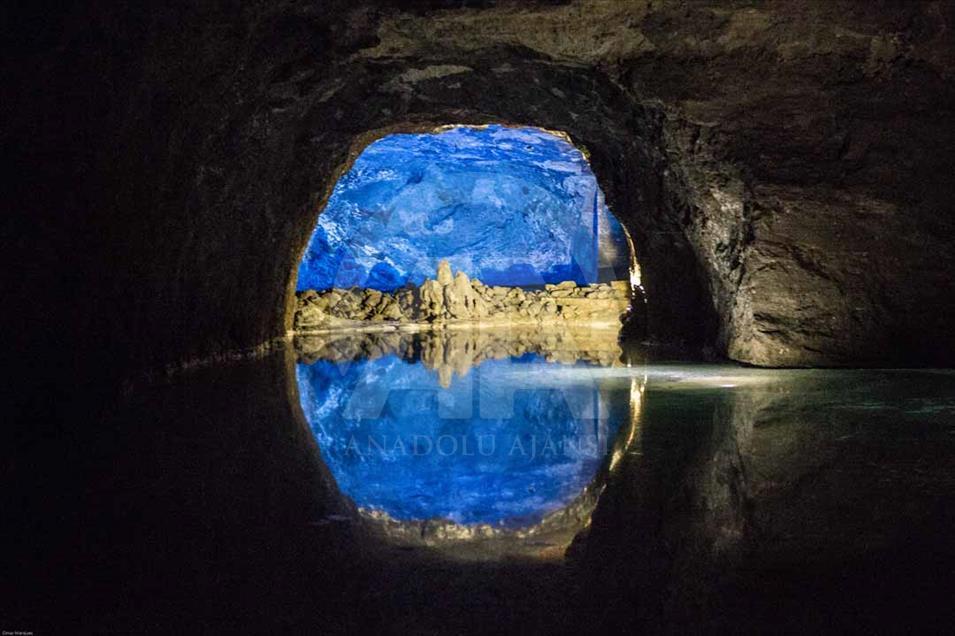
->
294;330;644;554
291;123;644;555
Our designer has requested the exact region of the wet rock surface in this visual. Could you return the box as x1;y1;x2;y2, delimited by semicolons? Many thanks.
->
294;261;630;330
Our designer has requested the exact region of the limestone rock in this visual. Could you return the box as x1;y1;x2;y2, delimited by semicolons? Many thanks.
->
379;300;404;321
293;269;631;331
419;279;444;321
436;260;453;286
443;277;469;319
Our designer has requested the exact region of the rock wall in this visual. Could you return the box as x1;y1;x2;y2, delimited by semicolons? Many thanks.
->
295;260;629;331
296;124;630;291
7;0;955;406
355;0;955;367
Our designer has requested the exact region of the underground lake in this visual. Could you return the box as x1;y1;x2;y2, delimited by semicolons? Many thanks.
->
25;345;954;632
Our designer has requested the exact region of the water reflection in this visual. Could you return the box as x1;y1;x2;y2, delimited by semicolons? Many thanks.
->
21;345;955;633
294;327;634;536
294;326;625;386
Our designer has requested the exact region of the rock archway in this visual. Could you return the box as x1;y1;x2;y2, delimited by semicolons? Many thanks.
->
279;59;719;353
8;0;955;399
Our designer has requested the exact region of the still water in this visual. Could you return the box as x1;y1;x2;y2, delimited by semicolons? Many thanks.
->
24;330;954;632
294;327;955;559
295;328;631;528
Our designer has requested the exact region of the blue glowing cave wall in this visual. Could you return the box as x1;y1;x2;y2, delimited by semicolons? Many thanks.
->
297;125;630;291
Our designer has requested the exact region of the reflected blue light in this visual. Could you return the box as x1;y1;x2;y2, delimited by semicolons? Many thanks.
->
296;354;627;526
297;125;629;291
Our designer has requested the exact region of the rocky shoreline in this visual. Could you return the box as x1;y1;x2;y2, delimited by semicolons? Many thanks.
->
294;260;630;332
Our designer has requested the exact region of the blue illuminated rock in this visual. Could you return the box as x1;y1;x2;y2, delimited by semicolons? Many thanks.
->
297;125;629;291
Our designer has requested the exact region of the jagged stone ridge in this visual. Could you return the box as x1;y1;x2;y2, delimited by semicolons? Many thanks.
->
294;260;630;331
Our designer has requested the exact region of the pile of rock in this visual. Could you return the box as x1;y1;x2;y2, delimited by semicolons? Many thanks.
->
294;260;630;332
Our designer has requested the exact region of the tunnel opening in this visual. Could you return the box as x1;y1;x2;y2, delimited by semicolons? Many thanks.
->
268;60;723;369
290;124;645;541
291;124;639;335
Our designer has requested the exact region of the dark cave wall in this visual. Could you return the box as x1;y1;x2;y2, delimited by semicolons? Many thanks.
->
6;0;955;401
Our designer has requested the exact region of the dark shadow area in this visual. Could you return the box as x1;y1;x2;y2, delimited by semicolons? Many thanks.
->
4;352;955;633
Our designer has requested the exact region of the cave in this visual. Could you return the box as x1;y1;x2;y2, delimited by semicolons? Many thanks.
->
6;1;955;633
